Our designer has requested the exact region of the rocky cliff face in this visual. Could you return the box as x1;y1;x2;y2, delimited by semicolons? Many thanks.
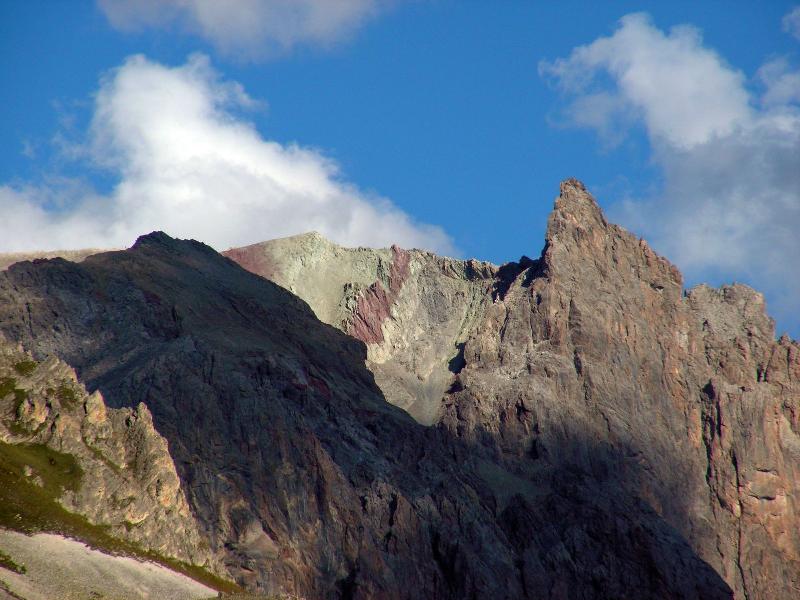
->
436;180;800;599
224;234;496;425
0;234;535;598
0;336;218;571
224;180;800;599
0;180;796;599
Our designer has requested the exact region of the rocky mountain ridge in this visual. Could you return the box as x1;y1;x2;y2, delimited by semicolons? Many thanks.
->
0;179;797;599
225;180;800;599
0;248;108;272
224;234;497;425
438;181;800;599
0;335;229;593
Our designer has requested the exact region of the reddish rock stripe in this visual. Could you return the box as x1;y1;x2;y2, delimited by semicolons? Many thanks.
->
388;245;411;294
347;246;410;344
222;245;279;281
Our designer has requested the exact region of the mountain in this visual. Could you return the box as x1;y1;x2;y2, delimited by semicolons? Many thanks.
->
0;248;107;271
0;333;231;597
0;179;797;599
226;179;800;599
223;232;497;426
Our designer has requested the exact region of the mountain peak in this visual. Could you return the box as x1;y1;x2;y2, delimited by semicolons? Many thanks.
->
1;180;797;599
131;230;176;249
129;231;221;265
541;178;611;272
549;178;607;236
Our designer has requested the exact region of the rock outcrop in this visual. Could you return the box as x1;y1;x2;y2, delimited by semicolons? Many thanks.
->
0;216;732;599
0;248;106;271
224;232;497;425
224;180;800;599
0;179;796;599
436;180;800;599
0;337;218;572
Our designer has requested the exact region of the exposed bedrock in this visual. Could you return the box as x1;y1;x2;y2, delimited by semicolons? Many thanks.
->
224;233;497;426
0;337;219;573
225;179;800;599
0;180;796;598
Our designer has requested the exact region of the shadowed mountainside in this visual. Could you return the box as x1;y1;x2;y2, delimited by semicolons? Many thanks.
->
224;234;497;425
0;197;738;599
0;248;107;271
224;180;800;599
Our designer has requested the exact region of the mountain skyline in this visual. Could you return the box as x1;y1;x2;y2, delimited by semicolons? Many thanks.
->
2;179;798;598
1;1;798;337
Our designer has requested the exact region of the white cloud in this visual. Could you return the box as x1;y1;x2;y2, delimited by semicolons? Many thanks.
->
97;0;387;59
0;54;454;255
539;13;751;149
758;57;800;106
540;13;800;335
783;6;800;40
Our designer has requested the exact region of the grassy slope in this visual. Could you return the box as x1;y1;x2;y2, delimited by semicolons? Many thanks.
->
0;438;240;593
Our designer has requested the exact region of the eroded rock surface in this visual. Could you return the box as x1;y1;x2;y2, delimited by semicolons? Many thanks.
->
0;220;735;599
0;338;217;571
224;233;496;425
438;180;800;599
0;180;796;599
224;180;800;599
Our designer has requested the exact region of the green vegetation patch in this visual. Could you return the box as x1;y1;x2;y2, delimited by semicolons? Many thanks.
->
12;360;37;377
0;377;17;399
0;442;82;506
0;440;239;593
12;389;28;414
0;377;29;416
0;549;26;574
56;383;79;407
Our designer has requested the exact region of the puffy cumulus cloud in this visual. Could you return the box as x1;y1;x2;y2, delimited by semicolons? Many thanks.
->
759;57;800;107
97;0;387;58
0;54;454;255
784;6;800;40
540;13;800;335
539;13;751;149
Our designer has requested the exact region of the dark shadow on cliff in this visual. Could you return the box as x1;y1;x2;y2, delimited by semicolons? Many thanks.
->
0;233;732;600
492;256;542;301
447;343;466;374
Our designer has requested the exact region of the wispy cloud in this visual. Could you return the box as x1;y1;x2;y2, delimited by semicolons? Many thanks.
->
97;0;391;59
0;54;454;255
540;12;800;335
783;6;800;40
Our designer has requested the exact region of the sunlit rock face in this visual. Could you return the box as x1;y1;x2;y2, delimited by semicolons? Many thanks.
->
226;179;800;599
435;180;800;599
0;339;218;572
224;232;497;426
0;180;796;598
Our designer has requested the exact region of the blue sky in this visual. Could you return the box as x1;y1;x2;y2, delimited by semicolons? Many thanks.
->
1;1;799;336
